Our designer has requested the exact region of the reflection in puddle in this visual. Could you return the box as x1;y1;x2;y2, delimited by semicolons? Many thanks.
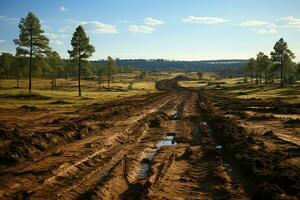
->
138;136;176;178
170;110;178;118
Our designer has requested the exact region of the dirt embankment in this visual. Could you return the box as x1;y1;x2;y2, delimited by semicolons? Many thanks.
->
198;90;300;200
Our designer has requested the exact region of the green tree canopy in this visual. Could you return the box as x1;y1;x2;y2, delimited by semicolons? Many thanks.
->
0;53;14;79
244;58;257;83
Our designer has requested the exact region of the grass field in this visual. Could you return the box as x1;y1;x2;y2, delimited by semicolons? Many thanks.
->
179;74;300;104
0;71;183;109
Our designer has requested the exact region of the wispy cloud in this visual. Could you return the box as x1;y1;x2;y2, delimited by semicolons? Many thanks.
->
45;33;68;39
65;19;117;34
45;33;68;45
253;27;278;34
82;21;117;34
58;25;73;33
144;17;164;26
276;16;300;28
181;16;228;24
128;25;155;33
0;15;18;23
238;19;277;34
60;6;67;12
0;40;6;43
238;20;268;27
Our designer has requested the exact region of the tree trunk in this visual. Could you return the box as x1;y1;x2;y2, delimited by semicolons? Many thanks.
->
98;76;102;89
259;74;262;84
265;71;267;84
78;57;81;96
280;62;283;86
255;74;258;85
107;72;111;91
29;48;32;93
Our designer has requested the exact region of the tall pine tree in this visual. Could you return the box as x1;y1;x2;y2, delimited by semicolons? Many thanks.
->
270;38;295;86
14;12;49;93
68;25;95;96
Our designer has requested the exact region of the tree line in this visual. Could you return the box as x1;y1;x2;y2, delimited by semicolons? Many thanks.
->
0;12;134;96
244;38;300;86
96;59;247;72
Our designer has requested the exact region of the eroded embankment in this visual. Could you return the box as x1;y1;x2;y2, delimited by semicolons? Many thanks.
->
198;90;300;200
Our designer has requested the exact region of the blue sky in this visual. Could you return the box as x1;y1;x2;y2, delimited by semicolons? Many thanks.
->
1;0;300;61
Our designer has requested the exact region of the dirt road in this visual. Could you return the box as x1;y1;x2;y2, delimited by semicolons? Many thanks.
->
0;76;299;199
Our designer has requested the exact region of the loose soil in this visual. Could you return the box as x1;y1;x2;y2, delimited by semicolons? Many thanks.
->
0;76;299;199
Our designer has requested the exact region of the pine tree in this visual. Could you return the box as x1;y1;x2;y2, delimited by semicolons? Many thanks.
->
68;25;95;96
14;12;49;93
270;38;295;86
105;56;117;91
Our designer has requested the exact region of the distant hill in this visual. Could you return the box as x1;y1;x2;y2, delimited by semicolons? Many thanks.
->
93;59;247;72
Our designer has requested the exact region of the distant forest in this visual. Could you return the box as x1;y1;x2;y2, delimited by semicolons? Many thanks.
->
95;59;246;72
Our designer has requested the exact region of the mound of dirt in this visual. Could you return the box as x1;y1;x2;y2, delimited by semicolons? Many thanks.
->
49;100;73;105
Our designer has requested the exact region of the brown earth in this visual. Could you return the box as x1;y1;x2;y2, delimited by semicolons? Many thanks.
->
0;76;299;199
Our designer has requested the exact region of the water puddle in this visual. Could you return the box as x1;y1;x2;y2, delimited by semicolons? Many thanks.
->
170;109;178;119
138;135;177;178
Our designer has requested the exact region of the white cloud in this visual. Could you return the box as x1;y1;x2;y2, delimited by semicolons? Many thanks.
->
277;16;300;28
45;33;68;39
50;40;64;45
254;27;278;34
181;16;228;24
81;21;117;34
65;19;117;34
45;33;66;46
250;23;278;34
0;40;6;43
58;25;73;33
128;25;155;33
60;6;67;11
238;20;268;27
144;17;164;26
0;15;18;23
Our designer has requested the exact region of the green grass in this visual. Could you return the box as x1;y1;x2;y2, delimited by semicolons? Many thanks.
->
0;72;178;109
179;75;300;104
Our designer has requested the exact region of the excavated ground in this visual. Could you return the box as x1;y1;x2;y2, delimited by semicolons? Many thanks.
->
0;76;299;199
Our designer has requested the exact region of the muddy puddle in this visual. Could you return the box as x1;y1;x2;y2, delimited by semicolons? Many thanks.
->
170;109;178;119
138;135;177;178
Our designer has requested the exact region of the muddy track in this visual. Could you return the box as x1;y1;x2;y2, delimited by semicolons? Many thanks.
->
0;76;299;199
